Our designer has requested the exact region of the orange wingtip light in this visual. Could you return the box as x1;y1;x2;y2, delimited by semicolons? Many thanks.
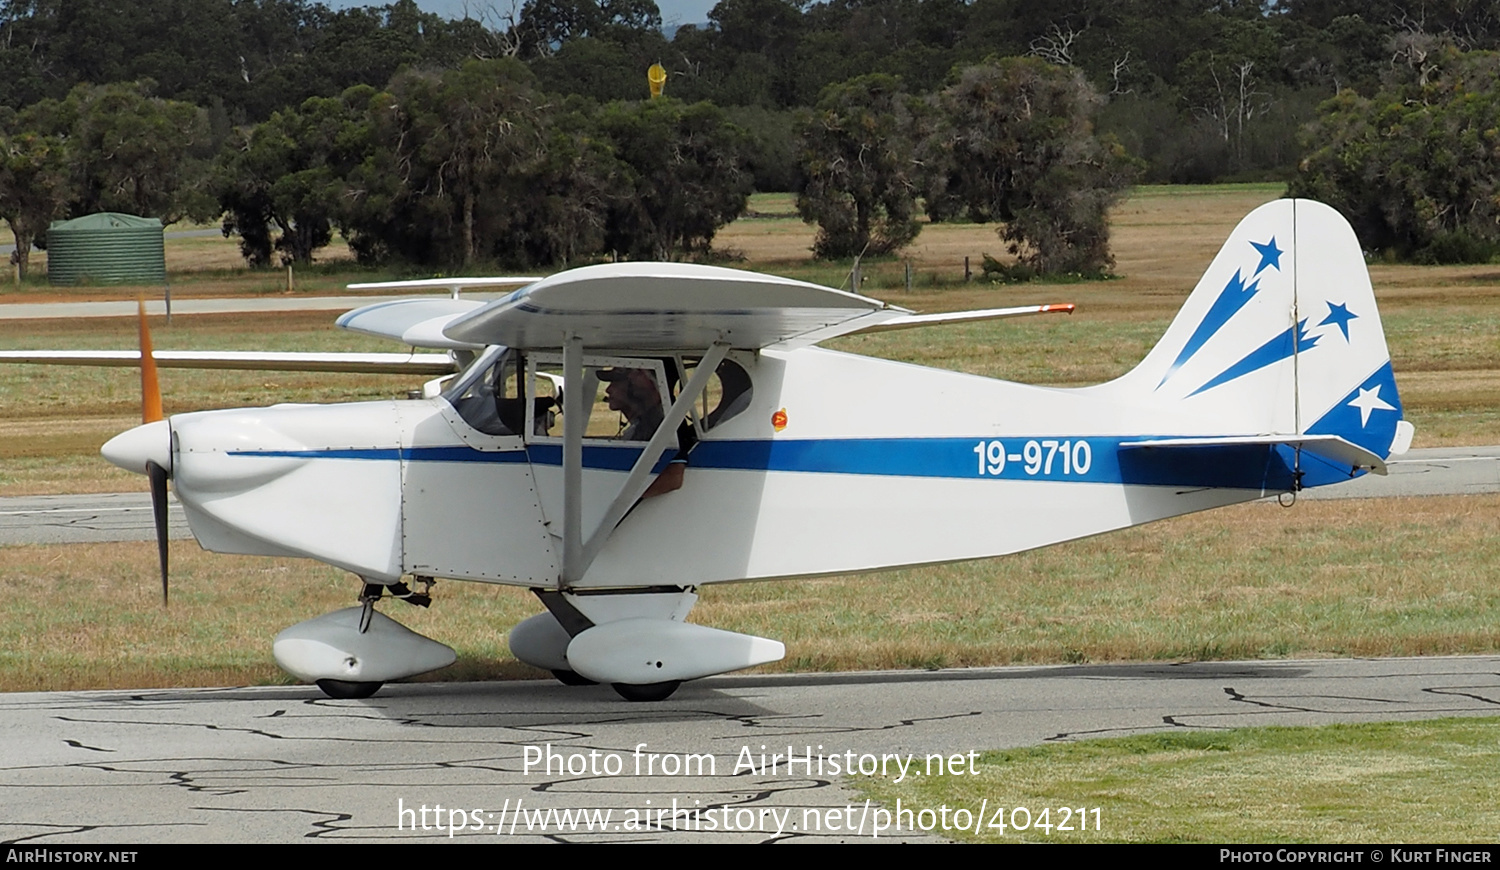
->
138;297;163;423
1041;304;1076;314
771;408;788;432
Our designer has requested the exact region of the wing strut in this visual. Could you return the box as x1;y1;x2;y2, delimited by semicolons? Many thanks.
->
579;342;729;579
562;333;585;588
558;340;730;587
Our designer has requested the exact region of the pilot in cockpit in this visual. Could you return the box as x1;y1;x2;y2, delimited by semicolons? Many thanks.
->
599;367;664;442
597;365;692;498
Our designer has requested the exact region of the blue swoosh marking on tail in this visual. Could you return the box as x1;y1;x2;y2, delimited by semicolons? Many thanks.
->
1186;318;1321;397
1158;268;1262;389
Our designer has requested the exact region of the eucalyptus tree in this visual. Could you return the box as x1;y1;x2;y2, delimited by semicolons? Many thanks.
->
927;57;1138;276
214;88;372;266
1292;48;1500;263
597;97;752;260
58;82;215;224
0;128;71;278
340;59;563;268
795;74;924;258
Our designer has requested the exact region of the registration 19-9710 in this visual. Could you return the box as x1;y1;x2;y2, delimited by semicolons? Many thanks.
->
974;439;1093;477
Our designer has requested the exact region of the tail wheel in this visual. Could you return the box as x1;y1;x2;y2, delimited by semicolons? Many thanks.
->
315;679;384;699
612;681;681;702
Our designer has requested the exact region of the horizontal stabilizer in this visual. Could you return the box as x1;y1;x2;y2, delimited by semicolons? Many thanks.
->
0;350;457;374
1120;434;1387;475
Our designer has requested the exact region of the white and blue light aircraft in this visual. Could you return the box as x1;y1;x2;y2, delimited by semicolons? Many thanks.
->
84;199;1412;701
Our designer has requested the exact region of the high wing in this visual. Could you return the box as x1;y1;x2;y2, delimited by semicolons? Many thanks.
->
423;263;1076;351
0;267;1072;373
846;303;1075;335
335;297;489;350
338;277;543;350
346;276;544;293
0;349;456;374
440;262;912;350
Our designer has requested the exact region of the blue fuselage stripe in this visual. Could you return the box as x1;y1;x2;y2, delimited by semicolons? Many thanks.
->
228;435;1356;491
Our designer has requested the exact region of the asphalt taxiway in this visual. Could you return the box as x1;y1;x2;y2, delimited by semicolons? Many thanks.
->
2;657;1497;843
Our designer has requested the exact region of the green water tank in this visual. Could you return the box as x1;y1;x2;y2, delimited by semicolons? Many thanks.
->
47;212;166;286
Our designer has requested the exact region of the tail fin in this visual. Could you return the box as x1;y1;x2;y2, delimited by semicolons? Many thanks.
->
1108;199;1410;480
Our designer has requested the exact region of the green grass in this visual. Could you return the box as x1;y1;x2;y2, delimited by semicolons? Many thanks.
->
1129;182;1288;197
698;495;1500;671
854;718;1500;842
745;191;798;217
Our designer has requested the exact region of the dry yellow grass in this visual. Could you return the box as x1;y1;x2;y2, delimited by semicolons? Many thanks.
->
0;185;1494;492
1;494;1495;692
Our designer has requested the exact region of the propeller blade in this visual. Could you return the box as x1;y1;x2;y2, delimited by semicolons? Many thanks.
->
138;297;163;424
139;297;169;605
147;459;169;606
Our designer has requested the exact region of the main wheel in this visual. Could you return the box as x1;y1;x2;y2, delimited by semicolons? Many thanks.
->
315;679;384;699
552;669;597;686
612;681;681;702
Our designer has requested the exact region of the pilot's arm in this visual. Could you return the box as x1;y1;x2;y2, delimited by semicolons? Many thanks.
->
643;461;685;498
641;422;696;499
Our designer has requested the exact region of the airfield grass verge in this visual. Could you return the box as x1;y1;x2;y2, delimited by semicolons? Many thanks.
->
1;494;1496;693
853;717;1500;843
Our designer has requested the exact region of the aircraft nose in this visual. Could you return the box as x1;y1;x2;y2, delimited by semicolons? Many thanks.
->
101;419;172;476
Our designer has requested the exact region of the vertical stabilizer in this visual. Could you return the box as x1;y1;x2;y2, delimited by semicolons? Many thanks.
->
1108;199;1405;464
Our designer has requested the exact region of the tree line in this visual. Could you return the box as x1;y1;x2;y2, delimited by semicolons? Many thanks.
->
0;65;755;276
6;0;1499;183
2;0;1498;274
1;54;1134;278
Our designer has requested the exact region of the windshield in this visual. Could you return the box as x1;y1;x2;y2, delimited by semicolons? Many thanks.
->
443;346;541;436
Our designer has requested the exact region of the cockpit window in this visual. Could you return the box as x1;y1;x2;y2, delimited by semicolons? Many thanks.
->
444;348;555;436
452;351;750;441
526;355;670;444
681;357;752;432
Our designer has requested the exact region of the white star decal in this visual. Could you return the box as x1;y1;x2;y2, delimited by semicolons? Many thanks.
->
1347;384;1395;426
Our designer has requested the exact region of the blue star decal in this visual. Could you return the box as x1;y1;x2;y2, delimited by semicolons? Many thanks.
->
1318;301;1358;341
1250;237;1283;275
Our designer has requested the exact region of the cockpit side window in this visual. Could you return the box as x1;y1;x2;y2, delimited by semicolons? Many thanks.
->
679;357;752;432
525;355;670;444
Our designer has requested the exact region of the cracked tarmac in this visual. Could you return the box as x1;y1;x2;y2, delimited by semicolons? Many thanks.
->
3;657;1497;843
